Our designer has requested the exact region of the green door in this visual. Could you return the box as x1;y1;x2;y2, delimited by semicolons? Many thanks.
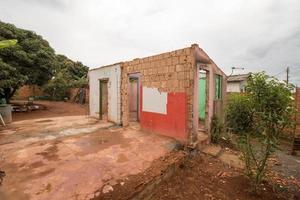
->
198;77;206;120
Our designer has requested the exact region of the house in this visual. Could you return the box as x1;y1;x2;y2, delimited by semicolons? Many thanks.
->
227;73;250;93
89;44;227;144
89;63;121;124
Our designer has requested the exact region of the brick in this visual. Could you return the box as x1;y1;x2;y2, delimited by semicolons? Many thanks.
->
176;64;184;72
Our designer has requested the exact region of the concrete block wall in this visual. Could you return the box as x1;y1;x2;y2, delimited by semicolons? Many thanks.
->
121;47;196;141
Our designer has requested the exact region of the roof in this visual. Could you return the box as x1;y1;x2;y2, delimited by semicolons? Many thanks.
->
227;73;250;82
89;62;122;72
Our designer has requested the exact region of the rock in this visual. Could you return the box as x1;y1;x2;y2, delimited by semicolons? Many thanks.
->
202;145;222;157
102;185;113;194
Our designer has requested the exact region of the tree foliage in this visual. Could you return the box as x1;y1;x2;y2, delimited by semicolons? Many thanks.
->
226;72;295;191
43;54;88;100
0;21;88;102
0;21;57;102
0;39;17;49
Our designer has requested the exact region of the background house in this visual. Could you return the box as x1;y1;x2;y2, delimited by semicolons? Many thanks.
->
227;73;250;93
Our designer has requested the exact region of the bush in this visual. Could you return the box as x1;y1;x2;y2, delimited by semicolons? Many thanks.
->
211;115;224;143
226;72;295;192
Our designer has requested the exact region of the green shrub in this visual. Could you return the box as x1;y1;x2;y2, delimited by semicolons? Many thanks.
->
211;115;224;143
226;72;295;192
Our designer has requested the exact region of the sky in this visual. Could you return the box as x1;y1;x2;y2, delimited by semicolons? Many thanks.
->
1;0;300;85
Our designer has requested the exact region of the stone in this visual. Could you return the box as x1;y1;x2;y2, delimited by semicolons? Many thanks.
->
202;145;222;157
102;185;114;194
219;152;244;169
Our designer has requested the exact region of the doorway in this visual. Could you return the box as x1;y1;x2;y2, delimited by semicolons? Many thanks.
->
99;79;108;120
198;70;207;129
128;74;140;122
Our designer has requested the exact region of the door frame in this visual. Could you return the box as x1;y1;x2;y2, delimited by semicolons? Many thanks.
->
99;78;109;120
128;73;141;122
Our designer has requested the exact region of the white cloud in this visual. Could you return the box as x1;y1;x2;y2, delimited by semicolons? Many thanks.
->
0;0;299;84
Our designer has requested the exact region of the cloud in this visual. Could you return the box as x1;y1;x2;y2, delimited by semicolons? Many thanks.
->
0;0;299;85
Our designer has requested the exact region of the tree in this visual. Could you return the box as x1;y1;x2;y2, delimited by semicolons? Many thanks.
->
226;72;295;191
0;21;57;102
43;54;88;100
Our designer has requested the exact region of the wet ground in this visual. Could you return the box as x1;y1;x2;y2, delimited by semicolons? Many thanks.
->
0;116;176;200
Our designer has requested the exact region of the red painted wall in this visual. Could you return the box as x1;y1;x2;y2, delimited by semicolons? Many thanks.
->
140;87;188;141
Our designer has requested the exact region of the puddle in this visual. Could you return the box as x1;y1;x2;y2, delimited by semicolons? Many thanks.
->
35;119;53;123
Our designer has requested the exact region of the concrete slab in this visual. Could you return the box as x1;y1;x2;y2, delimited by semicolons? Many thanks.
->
202;145;222;157
0;116;176;200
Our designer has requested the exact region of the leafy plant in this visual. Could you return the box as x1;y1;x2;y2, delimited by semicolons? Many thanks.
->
226;72;295;192
210;115;224;143
0;39;17;49
43;55;88;100
0;21;57;103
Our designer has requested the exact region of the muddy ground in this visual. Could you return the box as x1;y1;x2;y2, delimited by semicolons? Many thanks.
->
98;151;300;200
150;152;300;200
11;100;88;122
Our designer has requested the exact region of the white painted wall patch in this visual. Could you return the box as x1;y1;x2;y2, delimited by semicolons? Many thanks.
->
142;87;167;114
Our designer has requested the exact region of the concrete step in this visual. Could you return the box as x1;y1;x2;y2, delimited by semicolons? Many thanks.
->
197;133;210;150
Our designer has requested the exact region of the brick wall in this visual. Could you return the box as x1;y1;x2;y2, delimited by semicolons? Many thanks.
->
14;85;43;100
121;47;195;141
296;88;300;125
69;88;89;103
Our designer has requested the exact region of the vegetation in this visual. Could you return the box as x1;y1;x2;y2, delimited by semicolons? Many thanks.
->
210;115;224;143
0;21;88;102
226;72;295;191
0;39;17;49
43;55;88;100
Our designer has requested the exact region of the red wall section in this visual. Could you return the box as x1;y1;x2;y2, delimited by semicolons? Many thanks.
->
140;89;188;141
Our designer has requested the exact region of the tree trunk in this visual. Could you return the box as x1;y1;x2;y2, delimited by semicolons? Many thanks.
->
3;87;17;104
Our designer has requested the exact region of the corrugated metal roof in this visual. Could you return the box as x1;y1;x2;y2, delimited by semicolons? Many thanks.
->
227;73;250;82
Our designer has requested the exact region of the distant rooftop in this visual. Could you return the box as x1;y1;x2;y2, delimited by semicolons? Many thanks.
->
227;73;250;82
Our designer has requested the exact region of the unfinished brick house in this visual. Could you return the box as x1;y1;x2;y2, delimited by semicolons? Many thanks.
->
89;44;227;144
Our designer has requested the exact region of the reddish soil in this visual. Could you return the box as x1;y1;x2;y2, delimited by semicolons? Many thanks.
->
11;101;88;121
150;152;300;200
96;151;300;200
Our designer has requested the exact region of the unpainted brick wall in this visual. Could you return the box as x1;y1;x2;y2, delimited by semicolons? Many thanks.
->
296;88;300;125
121;47;196;139
14;85;43;100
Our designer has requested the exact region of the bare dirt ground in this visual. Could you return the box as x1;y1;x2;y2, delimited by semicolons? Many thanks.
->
0;118;177;200
11;100;88;122
1;101;299;200
0;101;178;200
149;152;300;200
96;149;300;200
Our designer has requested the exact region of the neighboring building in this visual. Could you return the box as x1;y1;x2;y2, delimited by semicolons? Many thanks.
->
227;73;250;93
89;44;227;144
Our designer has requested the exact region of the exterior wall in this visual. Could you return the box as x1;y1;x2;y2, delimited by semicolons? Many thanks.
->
227;82;240;92
69;87;89;103
121;47;195;141
194;63;227;134
296;88;300;137
89;64;121;124
227;80;246;92
13;85;43;100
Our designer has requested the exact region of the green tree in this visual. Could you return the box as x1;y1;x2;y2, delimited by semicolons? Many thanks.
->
226;72;294;191
43;54;88;100
0;21;57;102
